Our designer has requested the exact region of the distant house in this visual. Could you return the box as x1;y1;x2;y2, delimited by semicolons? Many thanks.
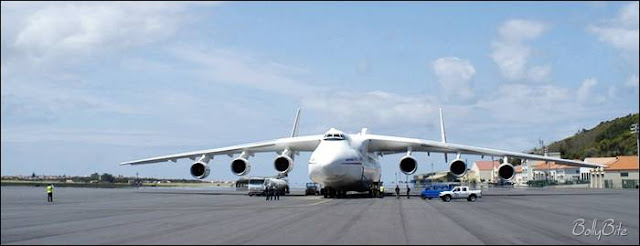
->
413;171;459;185
590;156;639;189
584;157;618;187
473;160;499;183
530;161;582;183
513;165;528;186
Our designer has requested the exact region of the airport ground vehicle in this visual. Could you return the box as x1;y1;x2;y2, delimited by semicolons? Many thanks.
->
248;177;289;196
420;183;458;200
247;177;267;196
305;182;320;195
265;178;290;195
439;186;482;202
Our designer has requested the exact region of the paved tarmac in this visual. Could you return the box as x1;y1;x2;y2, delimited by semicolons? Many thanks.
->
1;186;638;245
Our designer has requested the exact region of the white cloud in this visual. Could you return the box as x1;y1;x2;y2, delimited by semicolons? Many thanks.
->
475;83;573;123
491;19;551;82
0;2;222;126
168;47;440;131
577;78;605;104
527;65;552;83
491;42;529;80
608;85;617;99
0;127;203;147
626;74;639;94
3;2;205;66
169;46;317;97
498;19;547;42
302;91;437;129
432;57;476;102
625;74;638;87
588;2;639;53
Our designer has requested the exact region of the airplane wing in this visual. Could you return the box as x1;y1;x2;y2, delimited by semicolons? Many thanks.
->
120;135;323;165
364;134;604;168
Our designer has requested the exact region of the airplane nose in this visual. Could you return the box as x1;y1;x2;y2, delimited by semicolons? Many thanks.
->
309;156;346;182
319;156;347;177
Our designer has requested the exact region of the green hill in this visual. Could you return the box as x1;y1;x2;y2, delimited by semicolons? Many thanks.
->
534;113;638;160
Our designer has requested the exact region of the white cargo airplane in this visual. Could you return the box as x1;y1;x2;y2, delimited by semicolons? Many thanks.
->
121;108;603;198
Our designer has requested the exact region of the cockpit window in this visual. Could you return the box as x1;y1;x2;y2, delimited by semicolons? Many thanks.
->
323;133;345;141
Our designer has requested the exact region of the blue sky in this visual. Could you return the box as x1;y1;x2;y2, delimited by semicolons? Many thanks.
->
1;2;638;187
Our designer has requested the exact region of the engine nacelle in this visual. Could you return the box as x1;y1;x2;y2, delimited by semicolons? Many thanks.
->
190;162;210;179
448;159;467;177
274;155;294;174
399;155;418;175
230;158;251;176
498;163;515;180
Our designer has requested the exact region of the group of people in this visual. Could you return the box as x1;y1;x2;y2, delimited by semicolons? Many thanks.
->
265;185;280;201
395;185;411;199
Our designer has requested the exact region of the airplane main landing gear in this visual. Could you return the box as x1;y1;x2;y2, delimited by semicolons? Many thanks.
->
321;188;345;199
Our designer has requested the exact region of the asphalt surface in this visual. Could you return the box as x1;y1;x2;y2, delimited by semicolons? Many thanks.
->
1;186;638;245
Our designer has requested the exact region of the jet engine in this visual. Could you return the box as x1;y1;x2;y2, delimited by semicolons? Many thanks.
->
498;162;515;180
399;155;418;175
230;158;251;176
274;155;294;175
190;162;211;179
448;159;467;177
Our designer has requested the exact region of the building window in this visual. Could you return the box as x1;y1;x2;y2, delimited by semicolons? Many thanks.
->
620;172;629;177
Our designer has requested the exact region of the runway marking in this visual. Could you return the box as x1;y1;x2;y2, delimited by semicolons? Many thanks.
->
262;198;334;209
307;199;333;206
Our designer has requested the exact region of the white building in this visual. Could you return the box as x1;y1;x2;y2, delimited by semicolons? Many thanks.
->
513;165;530;186
473;160;499;183
530;161;582;184
584;157;618;187
590;156;639;189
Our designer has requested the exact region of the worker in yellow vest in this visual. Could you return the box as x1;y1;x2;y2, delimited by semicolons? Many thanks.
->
379;185;385;198
46;184;54;203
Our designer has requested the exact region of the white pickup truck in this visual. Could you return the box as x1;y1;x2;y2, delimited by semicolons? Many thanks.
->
439;186;482;202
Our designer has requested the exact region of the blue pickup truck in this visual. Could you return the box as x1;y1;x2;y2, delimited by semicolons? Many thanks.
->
420;183;458;200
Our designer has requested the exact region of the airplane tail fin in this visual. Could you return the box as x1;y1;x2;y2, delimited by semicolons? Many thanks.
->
290;108;301;138
439;107;447;143
440;107;448;163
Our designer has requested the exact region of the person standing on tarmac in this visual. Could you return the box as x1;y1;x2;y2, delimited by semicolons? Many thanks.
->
406;185;411;199
46;184;54;203
379;185;385;198
274;185;280;200
395;185;400;199
265;185;271;201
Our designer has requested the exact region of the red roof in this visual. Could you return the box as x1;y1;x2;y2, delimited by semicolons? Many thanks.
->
474;160;499;171
531;161;578;170
605;156;639;171
584;157;618;167
515;165;524;173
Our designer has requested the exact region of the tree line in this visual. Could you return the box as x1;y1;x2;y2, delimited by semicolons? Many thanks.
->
541;113;638;160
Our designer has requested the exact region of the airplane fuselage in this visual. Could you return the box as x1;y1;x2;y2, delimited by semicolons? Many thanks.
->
308;130;381;192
